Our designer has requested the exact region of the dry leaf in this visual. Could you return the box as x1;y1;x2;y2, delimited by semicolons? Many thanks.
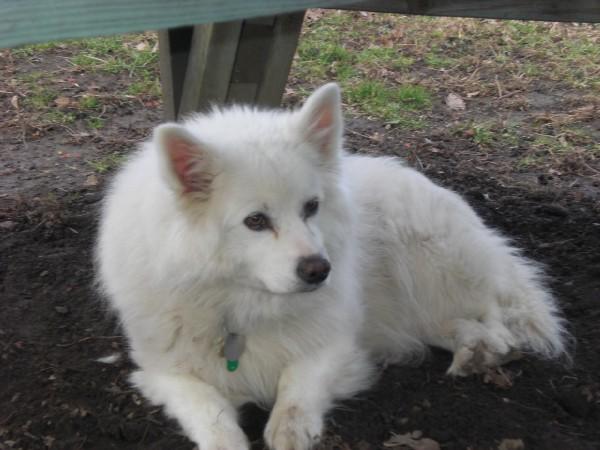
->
498;438;525;450
43;435;55;448
483;367;514;389
10;95;19;109
55;96;71;108
84;174;99;187
384;432;441;450
135;41;148;51
446;93;466;111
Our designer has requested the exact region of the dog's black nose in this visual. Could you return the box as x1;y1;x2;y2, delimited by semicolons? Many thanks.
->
296;255;331;285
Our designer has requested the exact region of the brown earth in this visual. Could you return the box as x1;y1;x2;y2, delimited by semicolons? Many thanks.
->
1;26;600;450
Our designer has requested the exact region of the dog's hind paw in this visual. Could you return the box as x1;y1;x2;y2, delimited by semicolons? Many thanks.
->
442;318;523;376
447;341;522;376
264;405;322;450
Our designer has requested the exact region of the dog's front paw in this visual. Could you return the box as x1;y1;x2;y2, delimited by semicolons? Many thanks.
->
195;421;249;450
264;405;323;450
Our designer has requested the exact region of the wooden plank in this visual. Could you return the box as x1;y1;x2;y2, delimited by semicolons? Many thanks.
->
177;22;243;117
338;0;600;23
228;12;305;107
256;12;305;106
158;27;194;121
171;12;304;119
228;18;280;105
0;0;357;49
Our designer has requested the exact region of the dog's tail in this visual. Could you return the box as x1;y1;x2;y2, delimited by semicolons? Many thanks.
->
500;255;571;362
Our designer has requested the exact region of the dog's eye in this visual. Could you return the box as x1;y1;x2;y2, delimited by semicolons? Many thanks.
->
303;198;319;219
244;212;271;231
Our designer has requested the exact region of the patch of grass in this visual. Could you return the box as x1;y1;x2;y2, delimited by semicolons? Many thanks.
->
126;79;161;97
346;81;428;128
11;41;64;57
498;126;521;147
88;153;125;173
25;87;56;109
79;95;100;109
86;117;105;130
357;47;415;72
452;122;496;147
532;134;569;154
42;111;76;125
517;155;540;168
18;71;44;84
424;52;455;69
18;72;58;109
521;63;541;77
472;124;495;147
68;35;158;81
395;85;431;110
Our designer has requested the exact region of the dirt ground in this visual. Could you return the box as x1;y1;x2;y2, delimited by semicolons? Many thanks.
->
1;16;600;450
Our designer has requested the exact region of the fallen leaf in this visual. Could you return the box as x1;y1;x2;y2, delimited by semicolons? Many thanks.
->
0;220;17;231
446;93;465;111
483;367;514;389
43;435;56;448
498;438;525;450
10;95;19;109
384;432;441;450
54;96;71;108
135;41;148;51
96;352;121;364
54;305;69;315
84;174;99;187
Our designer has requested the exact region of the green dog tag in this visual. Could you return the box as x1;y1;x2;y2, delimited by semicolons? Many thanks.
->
224;333;245;372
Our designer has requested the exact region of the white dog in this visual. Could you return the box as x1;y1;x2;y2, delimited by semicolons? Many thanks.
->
96;83;566;450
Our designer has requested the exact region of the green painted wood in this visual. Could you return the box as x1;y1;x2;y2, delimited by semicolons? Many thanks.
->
0;0;357;49
340;0;600;23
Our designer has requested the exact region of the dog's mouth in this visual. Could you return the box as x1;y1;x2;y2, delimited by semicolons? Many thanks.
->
296;282;324;293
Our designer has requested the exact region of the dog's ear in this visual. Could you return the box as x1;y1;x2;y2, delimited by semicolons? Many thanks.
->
297;83;343;163
154;124;214;197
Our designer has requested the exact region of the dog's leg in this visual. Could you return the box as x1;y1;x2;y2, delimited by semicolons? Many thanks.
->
131;370;248;450
439;317;521;376
264;343;371;450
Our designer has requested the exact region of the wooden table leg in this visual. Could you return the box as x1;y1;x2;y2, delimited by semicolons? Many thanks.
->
159;11;305;121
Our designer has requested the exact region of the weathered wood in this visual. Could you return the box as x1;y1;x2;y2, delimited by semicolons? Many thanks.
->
167;12;304;119
338;0;600;23
256;13;305;106
177;21;244;118
228;13;305;107
158;27;194;121
0;0;356;49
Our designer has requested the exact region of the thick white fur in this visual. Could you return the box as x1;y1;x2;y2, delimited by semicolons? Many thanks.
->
96;83;566;450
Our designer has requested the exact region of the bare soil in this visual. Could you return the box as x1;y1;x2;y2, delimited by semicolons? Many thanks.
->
1;31;600;450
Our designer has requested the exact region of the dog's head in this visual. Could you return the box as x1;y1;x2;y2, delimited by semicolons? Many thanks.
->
153;84;348;295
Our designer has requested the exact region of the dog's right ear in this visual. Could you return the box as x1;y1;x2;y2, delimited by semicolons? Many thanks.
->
154;124;214;198
297;83;343;165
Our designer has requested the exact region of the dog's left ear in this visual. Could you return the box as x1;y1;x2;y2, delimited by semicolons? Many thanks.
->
297;83;343;163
